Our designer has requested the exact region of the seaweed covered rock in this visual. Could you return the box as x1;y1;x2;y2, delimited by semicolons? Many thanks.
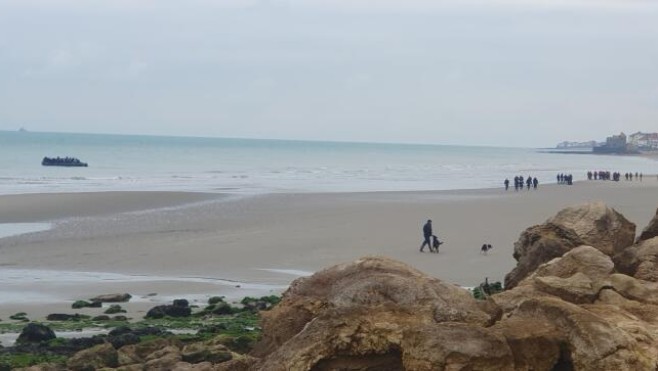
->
16;323;56;344
89;293;132;303
145;299;192;319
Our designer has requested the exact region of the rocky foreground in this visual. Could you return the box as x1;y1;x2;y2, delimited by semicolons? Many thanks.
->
13;201;658;370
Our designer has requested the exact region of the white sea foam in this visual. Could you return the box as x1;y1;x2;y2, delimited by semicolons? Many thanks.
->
257;268;314;277
0;223;52;239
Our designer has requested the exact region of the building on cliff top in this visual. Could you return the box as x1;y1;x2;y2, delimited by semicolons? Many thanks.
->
593;132;635;154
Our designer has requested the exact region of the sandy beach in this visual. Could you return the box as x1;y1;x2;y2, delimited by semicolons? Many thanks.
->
1;181;658;322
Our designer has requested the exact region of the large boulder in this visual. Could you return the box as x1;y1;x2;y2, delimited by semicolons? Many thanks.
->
494;247;614;312
547;201;635;256
143;345;182;370
90;293;132;303
401;322;515;370
66;343;119;371
145;300;192;319
614;237;658;282
252;256;499;369
529;245;615;283
16;323;56;344
496;297;654;370
181;339;233;364
117;338;180;366
505;202;636;290
504;223;585;289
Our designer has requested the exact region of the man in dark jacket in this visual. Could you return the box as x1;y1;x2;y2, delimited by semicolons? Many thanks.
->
420;219;432;252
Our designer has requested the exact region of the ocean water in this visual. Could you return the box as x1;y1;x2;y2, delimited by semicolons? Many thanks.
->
1;130;657;196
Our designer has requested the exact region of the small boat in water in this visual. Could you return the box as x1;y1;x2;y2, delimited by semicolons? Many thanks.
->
42;156;88;167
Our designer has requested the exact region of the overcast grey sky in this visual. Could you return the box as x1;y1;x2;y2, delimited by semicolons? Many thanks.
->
1;0;657;147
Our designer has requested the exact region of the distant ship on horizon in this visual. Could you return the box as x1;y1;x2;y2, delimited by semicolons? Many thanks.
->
18;127;28;132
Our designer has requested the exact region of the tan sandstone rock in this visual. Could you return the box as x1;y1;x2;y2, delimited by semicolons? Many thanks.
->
547;201;635;256
529;245;615;282
144;345;182;370
66;343;119;371
614;236;658;282
402;322;514;370
504;223;585;289
502;297;651;370
252;256;499;370
533;273;597;304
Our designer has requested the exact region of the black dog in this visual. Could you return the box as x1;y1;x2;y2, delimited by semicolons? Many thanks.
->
480;243;493;255
430;235;443;253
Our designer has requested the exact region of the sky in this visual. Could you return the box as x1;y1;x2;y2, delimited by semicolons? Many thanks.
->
1;0;657;147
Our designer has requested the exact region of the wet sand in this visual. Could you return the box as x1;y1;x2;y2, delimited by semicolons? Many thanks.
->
1;182;658;322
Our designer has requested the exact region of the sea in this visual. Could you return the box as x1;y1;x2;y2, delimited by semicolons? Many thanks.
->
1;130;657;196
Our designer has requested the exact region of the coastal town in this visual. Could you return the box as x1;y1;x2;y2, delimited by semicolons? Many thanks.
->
556;131;658;154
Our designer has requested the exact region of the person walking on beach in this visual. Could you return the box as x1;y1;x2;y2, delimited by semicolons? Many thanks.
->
419;219;432;252
504;178;509;191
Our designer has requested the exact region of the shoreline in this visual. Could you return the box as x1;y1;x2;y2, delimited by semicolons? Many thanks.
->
2;182;658;323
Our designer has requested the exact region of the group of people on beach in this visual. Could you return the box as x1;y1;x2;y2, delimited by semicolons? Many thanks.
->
587;171;617;181
623;172;643;181
504;176;539;191
586;171;644;182
556;173;573;185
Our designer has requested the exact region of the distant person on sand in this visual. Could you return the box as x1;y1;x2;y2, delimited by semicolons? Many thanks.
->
419;219;432;252
504;178;509;190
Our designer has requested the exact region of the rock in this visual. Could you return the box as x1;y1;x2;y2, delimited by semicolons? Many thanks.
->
504;223;585;289
608;273;658;306
494;317;564;371
401;322;515;370
117;338;179;366
614;237;658;282
208;296;225;305
529;245;615;283
533;272;597;304
145;304;192;319
90;293;132;303
102;326;173;351
16;323;56;344
66;343;119;371
143;345;182;370
501;297;653;370
72;300;102;309
547;201;636;256
181;340;233;364
171;361;216;370
252;256;499;369
637;207;658;243
104;304;126;314
93;315;111;321
144;299;191;319
214;355;259;371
